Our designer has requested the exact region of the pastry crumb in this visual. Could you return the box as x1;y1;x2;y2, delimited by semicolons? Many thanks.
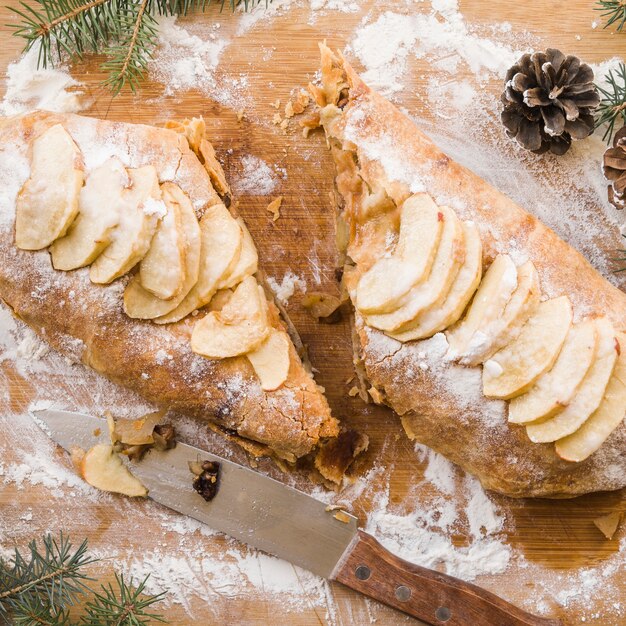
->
593;512;623;539
266;196;282;221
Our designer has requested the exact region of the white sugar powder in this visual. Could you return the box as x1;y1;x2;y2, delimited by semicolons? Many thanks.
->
350;3;521;97
0;45;87;116
232;154;282;195
267;270;306;305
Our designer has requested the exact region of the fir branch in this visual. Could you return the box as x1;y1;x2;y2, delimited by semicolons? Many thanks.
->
595;62;626;143
101;0;156;93
595;0;626;31
81;574;166;626
7;0;269;93
0;533;94;620
0;535;168;625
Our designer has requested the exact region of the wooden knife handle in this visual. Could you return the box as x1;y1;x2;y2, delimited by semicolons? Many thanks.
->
333;530;561;626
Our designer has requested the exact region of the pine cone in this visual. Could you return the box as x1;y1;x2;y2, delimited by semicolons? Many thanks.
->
604;126;626;209
501;49;600;155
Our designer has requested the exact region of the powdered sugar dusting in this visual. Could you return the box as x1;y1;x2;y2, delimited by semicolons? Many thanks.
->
0;45;87;116
232;154;283;195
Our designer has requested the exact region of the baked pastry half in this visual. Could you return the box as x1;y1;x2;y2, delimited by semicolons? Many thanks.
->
0;111;365;482
313;44;626;497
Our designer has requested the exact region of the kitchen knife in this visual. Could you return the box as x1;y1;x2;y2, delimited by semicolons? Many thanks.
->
32;409;560;626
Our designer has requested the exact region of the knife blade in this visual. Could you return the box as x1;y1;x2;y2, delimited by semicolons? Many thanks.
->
32;408;561;626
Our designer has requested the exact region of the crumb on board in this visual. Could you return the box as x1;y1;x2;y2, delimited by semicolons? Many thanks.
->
266;196;282;221
593;512;623;540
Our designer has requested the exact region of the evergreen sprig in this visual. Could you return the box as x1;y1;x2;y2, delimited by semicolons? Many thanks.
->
0;533;167;625
595;0;626;31
595;62;626;143
81;574;166;626
0;533;94;620
7;0;268;94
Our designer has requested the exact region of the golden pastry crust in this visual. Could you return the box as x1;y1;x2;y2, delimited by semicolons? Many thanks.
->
318;46;626;497
0;111;339;466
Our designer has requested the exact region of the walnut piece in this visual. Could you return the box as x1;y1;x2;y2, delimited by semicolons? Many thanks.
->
189;460;221;502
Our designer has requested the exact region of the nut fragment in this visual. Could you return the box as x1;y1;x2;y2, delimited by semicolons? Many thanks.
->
190;460;221;502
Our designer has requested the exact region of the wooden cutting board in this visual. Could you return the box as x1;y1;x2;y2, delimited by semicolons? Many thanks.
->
0;1;625;624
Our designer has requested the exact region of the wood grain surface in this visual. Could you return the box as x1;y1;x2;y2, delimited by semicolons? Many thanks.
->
0;1;625;625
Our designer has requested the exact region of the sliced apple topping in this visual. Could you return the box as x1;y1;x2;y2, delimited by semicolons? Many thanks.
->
526;318;619;443
246;329;291;390
124;183;201;319
389;221;482;342
462;261;541;366
216;218;259;290
80;443;147;497
191;275;270;358
555;333;625;461
50;158;128;270
139;184;187;299
90;165;165;284
16;124;84;250
482;296;573;400
355;193;444;315
446;254;518;359
365;206;465;332
509;319;598;424
153;203;244;324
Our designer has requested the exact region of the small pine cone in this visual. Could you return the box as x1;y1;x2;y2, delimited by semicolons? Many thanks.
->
604;126;626;209
501;49;600;155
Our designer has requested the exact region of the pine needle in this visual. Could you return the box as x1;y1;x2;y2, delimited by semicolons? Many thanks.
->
0;533;95;620
595;0;626;31
81;574;166;625
0;534;168;625
8;0;269;93
595;62;626;143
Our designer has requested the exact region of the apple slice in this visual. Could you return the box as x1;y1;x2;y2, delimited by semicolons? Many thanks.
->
355;193;444;315
446;254;518;359
509;320;598;424
482;296;573;400
389;221;482;342
526;318;619;443
555;333;626;461
90;165;165;284
123;183;201;319
462;261;541;366
365;206;465;332
50;158;128;270
246;329;291;391
191;276;270;358
16;124;84;250
216;218;259;290
139;184;187;299
80;443;147;497
153;204;244;324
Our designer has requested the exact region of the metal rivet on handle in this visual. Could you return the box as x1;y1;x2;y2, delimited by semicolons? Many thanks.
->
355;565;371;580
395;585;411;602
435;606;452;622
